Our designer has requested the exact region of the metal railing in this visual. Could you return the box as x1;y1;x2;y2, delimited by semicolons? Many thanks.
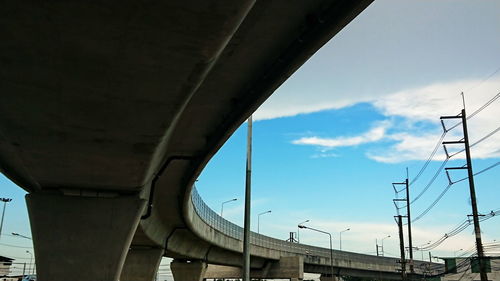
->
190;187;406;268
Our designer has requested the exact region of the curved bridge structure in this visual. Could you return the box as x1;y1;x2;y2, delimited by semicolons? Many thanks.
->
0;1;443;281
181;188;442;281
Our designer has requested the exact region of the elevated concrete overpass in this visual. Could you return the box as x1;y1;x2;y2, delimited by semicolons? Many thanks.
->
186;188;443;281
0;1;443;281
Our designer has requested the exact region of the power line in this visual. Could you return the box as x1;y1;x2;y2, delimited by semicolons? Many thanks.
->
410;132;447;185
412;184;452;223
419;209;500;251
467;92;500;119
449;125;500;158
412;161;500;224
407;92;499;210
0;242;33;249
446;91;500;132
410;159;449;204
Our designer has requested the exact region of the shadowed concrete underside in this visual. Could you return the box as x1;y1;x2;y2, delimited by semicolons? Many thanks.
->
0;1;438;281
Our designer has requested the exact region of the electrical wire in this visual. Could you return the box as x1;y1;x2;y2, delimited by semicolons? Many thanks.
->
449;125;500;158
412;184;453;223
410;132;447;186
411;159;449;204
446;91;500;132
419;209;500;251
0;242;33;249
467;92;500;120
399;91;499;211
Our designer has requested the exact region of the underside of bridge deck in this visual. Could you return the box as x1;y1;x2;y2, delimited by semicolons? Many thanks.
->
0;0;375;280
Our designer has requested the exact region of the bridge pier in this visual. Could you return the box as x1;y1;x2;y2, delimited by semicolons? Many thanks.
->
121;247;164;281
171;260;207;281
203;256;303;280
26;193;146;281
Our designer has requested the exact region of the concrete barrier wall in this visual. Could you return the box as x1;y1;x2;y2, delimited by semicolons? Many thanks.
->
185;187;441;276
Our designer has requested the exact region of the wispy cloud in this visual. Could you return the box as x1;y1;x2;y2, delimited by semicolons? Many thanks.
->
311;153;339;159
288;78;500;163
292;120;391;149
368;79;500;162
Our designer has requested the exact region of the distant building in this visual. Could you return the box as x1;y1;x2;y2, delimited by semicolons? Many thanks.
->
0;256;13;277
441;257;500;281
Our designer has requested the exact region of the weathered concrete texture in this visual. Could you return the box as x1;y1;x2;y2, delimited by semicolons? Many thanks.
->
171;260;207;281
204;256;303;280
26;193;146;281
121;248;164;281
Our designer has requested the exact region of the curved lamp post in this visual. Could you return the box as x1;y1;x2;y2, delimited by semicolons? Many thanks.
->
257;210;271;234
377;235;390;256
339;228;350;251
299;225;334;280
415;241;431;260
297;220;310;243
0;198;12;239
220;198;237;217
26;250;33;276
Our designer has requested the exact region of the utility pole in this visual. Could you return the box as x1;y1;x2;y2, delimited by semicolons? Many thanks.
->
393;172;413;275
396;215;407;281
404;170;414;275
441;107;488;281
242;115;253;281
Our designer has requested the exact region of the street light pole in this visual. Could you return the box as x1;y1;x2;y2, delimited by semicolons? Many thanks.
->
0;198;12;239
26;250;33;276
242;115;253;281
339;228;350;251
379;235;390;257
257;210;271;234
297;220;309;243
415;241;431;260
220;198;237;217
299;225;334;280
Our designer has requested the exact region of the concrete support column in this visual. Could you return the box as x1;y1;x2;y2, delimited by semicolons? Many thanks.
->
171;260;207;281
121;248;164;281
26;193;146;281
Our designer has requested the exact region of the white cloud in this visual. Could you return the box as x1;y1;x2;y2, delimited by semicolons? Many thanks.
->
369;79;500;162
292;120;391;148
286;78;500;163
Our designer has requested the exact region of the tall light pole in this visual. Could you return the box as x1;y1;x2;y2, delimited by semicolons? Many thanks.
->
257;210;271;234
415;241;431;260
220;198;237;217
242;115;253;281
297;220;309;243
299;225;334;280
377;235;390;256
26;250;33;276
339;228;350;251
0;198;12;239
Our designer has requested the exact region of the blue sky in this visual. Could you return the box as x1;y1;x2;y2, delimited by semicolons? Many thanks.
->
198;0;500;259
0;0;499;278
